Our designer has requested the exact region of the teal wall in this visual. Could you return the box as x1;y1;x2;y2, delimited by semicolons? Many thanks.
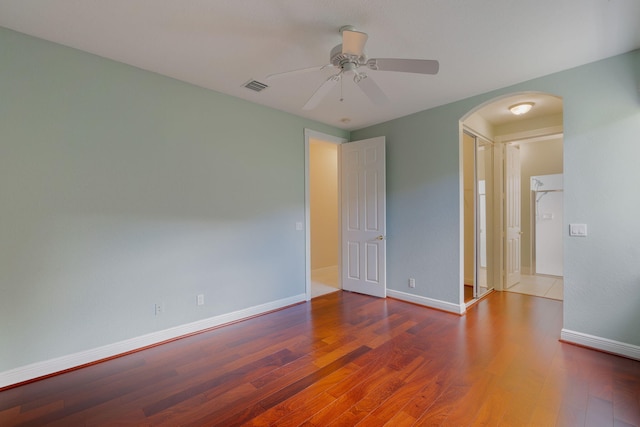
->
0;27;347;372
2;22;639;375
353;106;465;304
353;49;640;347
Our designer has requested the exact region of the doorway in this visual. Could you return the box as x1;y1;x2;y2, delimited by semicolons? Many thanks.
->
463;131;495;303
304;130;388;300
460;92;564;304
305;130;345;299
505;136;564;300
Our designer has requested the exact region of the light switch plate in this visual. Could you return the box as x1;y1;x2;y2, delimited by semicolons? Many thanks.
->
569;223;587;237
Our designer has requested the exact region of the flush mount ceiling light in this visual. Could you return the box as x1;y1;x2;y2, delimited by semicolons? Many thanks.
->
509;102;534;115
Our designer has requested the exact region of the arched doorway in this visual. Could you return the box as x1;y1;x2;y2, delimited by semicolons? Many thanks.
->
460;92;564;305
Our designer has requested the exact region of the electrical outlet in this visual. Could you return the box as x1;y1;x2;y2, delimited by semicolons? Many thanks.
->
154;303;163;315
409;278;416;288
197;294;205;306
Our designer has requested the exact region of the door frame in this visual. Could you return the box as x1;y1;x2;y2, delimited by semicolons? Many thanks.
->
496;129;564;278
304;129;348;301
475;136;496;298
462;128;498;303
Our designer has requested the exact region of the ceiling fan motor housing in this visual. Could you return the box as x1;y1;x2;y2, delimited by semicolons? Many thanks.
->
330;44;365;70
295;25;438;110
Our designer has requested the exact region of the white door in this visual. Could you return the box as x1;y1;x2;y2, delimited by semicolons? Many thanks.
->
505;143;521;287
340;136;386;297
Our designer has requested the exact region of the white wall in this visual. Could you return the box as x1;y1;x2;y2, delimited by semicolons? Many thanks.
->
0;27;347;380
533;178;564;276
519;137;564;273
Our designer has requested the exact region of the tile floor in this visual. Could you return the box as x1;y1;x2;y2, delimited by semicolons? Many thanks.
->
311;265;340;298
506;274;563;300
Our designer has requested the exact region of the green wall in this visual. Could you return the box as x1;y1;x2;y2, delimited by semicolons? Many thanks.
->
2;22;639;378
0;27;347;373
353;49;640;347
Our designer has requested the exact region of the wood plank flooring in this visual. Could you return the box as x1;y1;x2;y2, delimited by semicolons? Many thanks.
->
1;291;639;426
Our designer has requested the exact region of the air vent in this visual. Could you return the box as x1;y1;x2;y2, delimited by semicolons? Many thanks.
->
243;80;269;92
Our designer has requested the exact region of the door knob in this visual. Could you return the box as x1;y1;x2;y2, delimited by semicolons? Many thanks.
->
376;235;385;240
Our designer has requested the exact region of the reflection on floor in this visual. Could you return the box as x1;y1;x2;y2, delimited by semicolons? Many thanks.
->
311;265;340;298
464;285;490;304
464;285;474;303
478;267;487;289
464;267;490;304
506;274;563;300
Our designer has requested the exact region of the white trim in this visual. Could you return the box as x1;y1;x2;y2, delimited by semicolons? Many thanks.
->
0;294;306;389
462;124;493;148
561;329;640;361
494;126;563;144
387;289;466;315
458;122;466;307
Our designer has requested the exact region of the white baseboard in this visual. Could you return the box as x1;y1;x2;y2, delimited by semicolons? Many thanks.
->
561;329;640;361
387;289;465;315
0;294;307;389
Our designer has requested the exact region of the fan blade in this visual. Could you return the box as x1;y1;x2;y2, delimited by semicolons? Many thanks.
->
303;74;341;110
366;58;439;75
342;29;368;57
266;64;332;80
355;74;388;105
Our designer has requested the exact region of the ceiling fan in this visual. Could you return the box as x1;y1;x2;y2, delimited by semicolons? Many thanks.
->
266;25;439;110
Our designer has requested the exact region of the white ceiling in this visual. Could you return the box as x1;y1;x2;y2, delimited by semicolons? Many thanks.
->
1;0;639;130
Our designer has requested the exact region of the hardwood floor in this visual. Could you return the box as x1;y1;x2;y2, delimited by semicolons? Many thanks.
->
1;291;639;426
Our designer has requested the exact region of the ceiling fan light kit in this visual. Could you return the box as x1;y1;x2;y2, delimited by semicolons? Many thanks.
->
268;25;440;110
339;25;368;57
